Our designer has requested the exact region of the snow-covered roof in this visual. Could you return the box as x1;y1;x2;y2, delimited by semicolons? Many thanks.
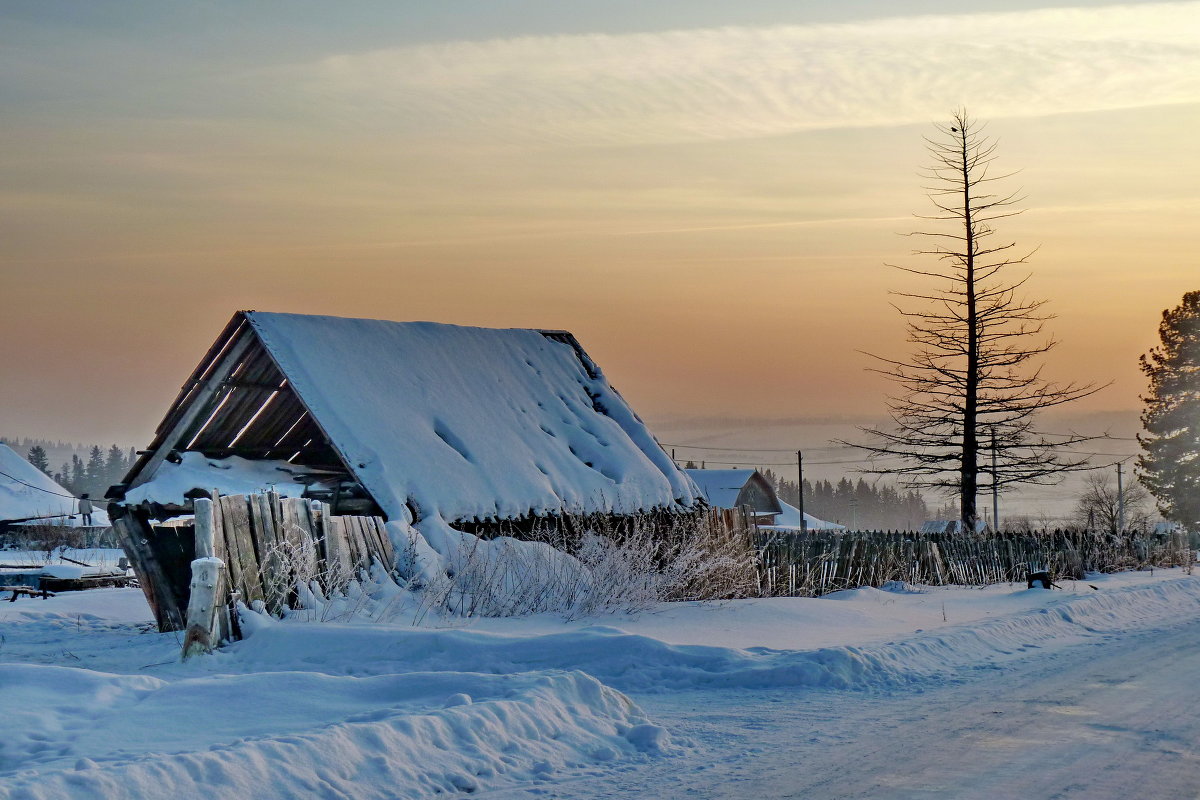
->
765;500;845;532
683;469;759;510
0;444;110;527
126;312;698;523
682;468;782;515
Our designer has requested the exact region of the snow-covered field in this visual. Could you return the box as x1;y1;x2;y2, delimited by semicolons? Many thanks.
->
2;569;1198;799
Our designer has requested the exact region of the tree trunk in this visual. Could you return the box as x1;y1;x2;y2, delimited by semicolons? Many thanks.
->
959;123;979;533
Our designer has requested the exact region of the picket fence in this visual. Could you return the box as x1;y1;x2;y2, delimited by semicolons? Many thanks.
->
755;527;1193;597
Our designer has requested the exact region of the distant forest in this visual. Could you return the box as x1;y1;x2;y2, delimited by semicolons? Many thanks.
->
760;468;929;531
2;436;137;499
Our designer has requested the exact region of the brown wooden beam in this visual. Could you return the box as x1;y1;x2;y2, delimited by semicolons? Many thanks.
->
128;332;255;490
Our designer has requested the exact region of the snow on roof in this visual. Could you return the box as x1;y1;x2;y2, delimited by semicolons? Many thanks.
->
244;312;698;523
0;444;109;526
682;469;758;510
123;452;311;507
766;500;846;532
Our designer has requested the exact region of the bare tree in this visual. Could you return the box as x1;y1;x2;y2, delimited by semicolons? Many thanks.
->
848;110;1102;531
1072;472;1151;533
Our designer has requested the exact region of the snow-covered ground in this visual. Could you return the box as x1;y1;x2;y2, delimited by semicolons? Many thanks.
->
2;569;1198;799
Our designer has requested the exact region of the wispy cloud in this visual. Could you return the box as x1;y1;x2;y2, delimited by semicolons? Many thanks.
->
304;2;1200;145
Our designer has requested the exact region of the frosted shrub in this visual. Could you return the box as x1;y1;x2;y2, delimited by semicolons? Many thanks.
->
420;508;758;619
240;510;757;625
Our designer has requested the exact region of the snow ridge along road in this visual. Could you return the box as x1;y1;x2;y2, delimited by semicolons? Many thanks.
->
1;571;1197;799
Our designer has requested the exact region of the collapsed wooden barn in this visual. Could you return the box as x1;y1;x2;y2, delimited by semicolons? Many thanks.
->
108;311;709;631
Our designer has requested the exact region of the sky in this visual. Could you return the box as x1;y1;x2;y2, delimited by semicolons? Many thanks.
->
1;0;1198;452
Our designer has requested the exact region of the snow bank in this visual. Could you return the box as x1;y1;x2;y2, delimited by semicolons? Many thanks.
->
4;573;1200;799
227;574;1200;693
765;500;844;531
0;665;666;800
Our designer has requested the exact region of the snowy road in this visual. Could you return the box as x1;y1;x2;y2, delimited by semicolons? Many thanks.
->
4;574;1199;799
487;616;1200;799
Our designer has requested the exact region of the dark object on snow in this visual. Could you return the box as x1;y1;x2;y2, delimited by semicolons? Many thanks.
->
6;585;53;601
1027;570;1056;589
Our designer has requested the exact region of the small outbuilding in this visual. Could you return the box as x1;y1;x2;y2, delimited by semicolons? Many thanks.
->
684;468;782;521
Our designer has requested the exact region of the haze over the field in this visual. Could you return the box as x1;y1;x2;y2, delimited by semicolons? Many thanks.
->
2;0;1197;446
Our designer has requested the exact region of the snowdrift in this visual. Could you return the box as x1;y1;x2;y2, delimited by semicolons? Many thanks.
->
0;665;665;800
230;575;1200;693
3;572;1199;800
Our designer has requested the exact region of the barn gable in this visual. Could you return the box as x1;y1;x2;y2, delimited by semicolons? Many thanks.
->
684;468;782;516
115;311;697;524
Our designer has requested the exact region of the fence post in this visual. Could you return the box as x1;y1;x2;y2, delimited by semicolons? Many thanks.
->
182;498;226;659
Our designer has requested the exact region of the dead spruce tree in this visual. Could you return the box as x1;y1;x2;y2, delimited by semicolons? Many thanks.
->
850;111;1100;531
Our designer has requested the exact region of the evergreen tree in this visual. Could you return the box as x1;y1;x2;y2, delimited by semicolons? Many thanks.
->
27;445;51;475
105;444;126;487
56;462;72;492
71;454;86;494
1138;290;1200;527
85;445;105;491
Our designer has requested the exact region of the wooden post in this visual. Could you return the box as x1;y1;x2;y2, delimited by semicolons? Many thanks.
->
182;557;225;659
182;498;226;658
112;508;187;632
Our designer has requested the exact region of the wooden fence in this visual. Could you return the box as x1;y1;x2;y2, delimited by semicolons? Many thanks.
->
755;527;1194;597
114;491;394;634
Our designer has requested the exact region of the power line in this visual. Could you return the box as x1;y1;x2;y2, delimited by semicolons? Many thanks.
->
0;468;79;500
675;457;900;467
662;442;854;453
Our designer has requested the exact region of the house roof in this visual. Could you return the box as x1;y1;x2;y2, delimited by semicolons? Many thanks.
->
683;468;782;514
0;444;109;526
122;311;698;523
684;469;758;509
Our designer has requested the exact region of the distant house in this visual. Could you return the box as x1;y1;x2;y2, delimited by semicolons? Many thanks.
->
684;469;781;520
684;468;843;530
1152;521;1183;537
0;443;110;532
109;309;700;533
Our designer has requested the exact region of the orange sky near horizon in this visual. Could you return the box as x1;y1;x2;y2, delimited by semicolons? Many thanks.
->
1;2;1198;446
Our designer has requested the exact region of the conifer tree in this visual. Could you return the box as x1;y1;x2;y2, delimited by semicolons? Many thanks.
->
1138;290;1200;527
85;445;105;489
27;445;51;476
105;444;125;487
71;454;86;494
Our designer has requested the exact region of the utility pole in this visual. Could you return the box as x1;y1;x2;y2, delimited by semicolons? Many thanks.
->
1117;462;1126;533
991;428;1000;533
797;450;807;533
